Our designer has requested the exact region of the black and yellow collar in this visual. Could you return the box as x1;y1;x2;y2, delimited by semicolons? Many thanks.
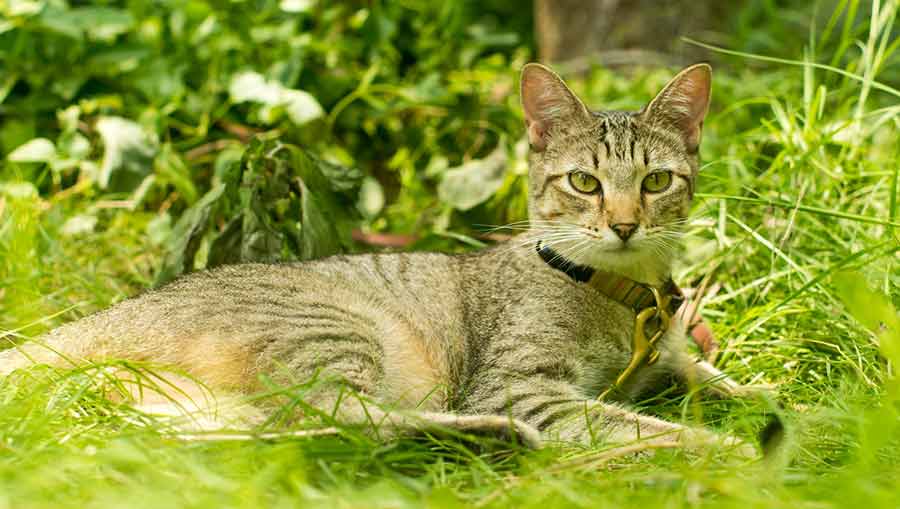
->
536;242;683;316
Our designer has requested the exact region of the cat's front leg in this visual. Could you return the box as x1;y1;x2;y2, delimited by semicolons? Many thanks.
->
541;398;754;457
659;321;774;400
671;350;775;400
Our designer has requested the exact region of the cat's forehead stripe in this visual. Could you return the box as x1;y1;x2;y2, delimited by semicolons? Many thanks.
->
595;112;640;165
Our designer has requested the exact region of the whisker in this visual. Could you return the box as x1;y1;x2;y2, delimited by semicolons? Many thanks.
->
478;219;576;233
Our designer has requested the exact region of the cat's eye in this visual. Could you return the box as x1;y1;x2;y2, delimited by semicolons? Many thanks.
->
641;171;672;193
568;171;601;194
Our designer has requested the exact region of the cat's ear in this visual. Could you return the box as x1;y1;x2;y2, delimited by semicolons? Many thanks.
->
642;63;711;153
520;63;589;152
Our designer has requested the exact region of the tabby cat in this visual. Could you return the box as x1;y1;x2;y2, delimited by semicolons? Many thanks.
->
0;63;764;454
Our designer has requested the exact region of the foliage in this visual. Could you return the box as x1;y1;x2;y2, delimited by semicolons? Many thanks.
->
1;0;531;244
155;136;363;284
1;0;900;508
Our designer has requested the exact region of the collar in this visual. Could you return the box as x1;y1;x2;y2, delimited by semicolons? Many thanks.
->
536;242;683;316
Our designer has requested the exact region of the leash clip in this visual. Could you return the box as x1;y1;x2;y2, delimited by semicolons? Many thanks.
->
598;286;673;400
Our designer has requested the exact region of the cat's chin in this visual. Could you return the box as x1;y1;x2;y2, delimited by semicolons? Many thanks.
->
565;243;675;287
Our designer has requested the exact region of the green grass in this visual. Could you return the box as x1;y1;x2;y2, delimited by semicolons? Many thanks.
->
2;1;900;508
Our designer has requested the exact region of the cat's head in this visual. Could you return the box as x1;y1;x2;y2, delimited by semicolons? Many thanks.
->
520;63;711;284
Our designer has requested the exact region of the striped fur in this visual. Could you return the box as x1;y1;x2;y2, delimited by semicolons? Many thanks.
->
0;64;759;455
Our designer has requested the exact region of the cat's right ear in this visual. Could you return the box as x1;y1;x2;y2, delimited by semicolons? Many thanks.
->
520;63;589;152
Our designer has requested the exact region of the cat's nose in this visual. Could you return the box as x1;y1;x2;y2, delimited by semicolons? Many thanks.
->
610;223;637;241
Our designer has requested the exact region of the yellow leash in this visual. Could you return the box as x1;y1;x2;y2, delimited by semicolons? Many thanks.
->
534;242;681;401
597;287;672;400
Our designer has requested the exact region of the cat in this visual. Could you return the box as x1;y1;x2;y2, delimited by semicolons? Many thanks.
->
0;63;768;454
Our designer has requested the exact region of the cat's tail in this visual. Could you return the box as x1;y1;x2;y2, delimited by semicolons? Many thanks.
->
0;304;152;378
1;279;215;378
0;329;77;377
0;316;265;436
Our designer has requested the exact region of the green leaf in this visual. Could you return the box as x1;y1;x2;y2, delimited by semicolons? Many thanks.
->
0;74;17;104
57;132;91;162
0;181;39;199
155;137;362;284
4;0;44;17
279;0;316;13
35;5;84;39
87;47;151;75
146;213;173;247
7;138;56;163
281;89;325;125
206;217;243;267
36;6;135;41
236;138;360;260
293;162;343;259
96;116;158;192
74;6;134;41
437;139;509;211
834;272;900;366
56;106;81;133
154;144;199;205
131;58;186;101
61;214;98;237
229;71;323;126
0;119;35;156
155;184;227;285
357;176;385;219
230;72;280;105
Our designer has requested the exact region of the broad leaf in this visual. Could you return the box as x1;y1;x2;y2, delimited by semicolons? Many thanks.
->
279;0;316;13
357;176;385;219
4;0;44;17
834;272;900;366
155;184;227;285
155;137;362;285
7;138;55;163
61;214;98;236
437;139;509;211
96;116;158;192
229;71;323;126
72;7;135;41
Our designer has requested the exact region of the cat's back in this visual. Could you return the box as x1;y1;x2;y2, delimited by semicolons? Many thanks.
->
43;251;476;376
61;250;465;337
28;249;510;406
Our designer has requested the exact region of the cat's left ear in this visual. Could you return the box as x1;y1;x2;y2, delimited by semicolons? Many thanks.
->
641;63;711;153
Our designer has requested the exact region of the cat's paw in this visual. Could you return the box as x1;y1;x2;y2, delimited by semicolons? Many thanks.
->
408;411;543;449
720;434;759;460
679;427;760;460
453;414;543;449
733;383;777;398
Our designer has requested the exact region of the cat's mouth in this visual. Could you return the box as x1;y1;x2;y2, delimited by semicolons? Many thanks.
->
539;228;667;268
601;242;641;255
582;230;641;252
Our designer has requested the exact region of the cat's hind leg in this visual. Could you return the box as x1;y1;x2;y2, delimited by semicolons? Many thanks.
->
283;382;541;448
257;333;541;448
